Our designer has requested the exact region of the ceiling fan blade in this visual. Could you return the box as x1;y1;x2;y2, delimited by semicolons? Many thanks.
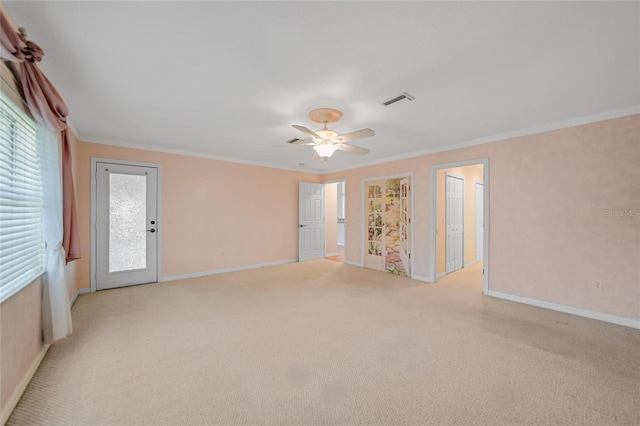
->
335;128;375;143
336;144;370;155
292;125;322;139
287;138;314;146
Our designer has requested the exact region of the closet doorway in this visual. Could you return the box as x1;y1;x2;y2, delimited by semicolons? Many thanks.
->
432;159;489;294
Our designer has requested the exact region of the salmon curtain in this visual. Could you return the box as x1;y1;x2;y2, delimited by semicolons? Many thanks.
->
1;9;80;262
61;129;81;262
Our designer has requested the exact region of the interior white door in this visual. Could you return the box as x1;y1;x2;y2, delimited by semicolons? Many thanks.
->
475;182;484;262
446;174;464;273
299;182;325;261
96;162;158;290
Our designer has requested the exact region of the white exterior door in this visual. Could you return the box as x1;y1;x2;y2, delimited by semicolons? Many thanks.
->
446;174;464;273
475;182;484;262
299;182;325;261
96;162;158;290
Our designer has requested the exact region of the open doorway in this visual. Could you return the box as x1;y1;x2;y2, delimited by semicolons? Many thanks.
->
363;174;413;277
432;159;488;294
324;180;345;263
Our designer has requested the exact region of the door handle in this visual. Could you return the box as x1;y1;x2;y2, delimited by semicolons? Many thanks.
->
299;224;306;228
146;229;156;233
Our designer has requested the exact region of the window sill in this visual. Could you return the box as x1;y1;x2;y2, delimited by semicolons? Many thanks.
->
0;270;46;304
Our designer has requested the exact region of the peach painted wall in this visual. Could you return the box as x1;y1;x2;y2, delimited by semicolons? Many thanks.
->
74;142;321;287
325;183;338;255
325;115;640;321
436;165;484;275
0;278;44;421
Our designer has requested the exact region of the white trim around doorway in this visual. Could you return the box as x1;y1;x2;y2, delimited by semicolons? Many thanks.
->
322;178;347;263
430;158;489;294
361;173;415;279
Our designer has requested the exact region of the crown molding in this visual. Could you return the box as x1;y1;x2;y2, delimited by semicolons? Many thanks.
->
79;105;639;176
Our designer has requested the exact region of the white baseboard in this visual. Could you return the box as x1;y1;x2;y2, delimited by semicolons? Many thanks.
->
464;259;478;268
412;274;433;283
436;272;447;280
325;252;338;257
486;290;640;330
159;259;298;282
1;344;50;426
344;260;364;267
70;288;90;307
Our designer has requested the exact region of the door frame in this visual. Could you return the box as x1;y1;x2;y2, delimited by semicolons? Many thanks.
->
90;158;163;292
431;158;489;294
322;178;347;263
361;173;415;278
445;173;465;274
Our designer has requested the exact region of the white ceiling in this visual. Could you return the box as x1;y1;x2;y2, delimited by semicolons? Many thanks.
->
5;1;639;173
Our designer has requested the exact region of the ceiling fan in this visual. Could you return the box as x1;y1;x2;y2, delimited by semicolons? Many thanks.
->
288;108;375;162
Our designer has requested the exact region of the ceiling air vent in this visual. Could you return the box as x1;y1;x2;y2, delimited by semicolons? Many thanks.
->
382;92;415;108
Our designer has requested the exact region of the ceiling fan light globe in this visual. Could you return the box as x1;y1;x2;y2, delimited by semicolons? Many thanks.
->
315;129;338;140
313;144;338;159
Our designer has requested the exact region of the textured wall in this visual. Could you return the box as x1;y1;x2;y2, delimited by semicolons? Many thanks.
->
324;115;640;321
74;142;321;285
487;115;639;319
0;278;44;420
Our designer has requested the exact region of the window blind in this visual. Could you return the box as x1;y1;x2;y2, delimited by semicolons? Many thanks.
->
0;93;45;302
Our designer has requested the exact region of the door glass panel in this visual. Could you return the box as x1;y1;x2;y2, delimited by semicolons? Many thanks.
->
109;173;147;272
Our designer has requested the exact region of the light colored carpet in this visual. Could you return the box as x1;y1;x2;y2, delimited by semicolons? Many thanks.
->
8;260;640;425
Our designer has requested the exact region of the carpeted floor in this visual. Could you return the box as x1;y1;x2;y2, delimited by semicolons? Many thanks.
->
8;260;640;425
